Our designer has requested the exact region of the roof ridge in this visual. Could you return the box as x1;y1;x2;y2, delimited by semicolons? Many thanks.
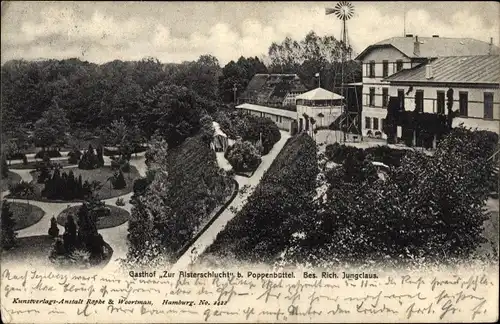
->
431;54;500;59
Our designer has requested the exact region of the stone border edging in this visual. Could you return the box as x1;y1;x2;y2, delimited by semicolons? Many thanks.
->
174;178;239;260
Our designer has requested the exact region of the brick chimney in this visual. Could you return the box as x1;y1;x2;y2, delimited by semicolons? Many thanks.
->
413;35;420;56
489;37;493;55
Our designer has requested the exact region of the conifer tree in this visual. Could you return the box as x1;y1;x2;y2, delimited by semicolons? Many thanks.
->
112;170;127;189
96;144;105;167
1;156;8;179
63;215;77;252
48;216;60;238
37;164;51;183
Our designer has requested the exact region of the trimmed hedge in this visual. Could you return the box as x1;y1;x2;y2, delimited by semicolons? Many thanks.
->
103;146;148;157
127;135;234;263
6;152;27;160
325;143;410;168
35;150;61;159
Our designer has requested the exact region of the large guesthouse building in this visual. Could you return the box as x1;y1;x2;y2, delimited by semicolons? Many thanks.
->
356;35;500;137
384;55;500;133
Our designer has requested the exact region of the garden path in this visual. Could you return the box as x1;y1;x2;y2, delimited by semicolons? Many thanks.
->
1;152;147;269
171;131;291;271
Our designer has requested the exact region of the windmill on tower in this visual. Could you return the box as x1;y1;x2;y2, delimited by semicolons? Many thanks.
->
326;1;360;140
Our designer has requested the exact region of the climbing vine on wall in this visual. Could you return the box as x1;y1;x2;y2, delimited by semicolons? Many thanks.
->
384;87;459;148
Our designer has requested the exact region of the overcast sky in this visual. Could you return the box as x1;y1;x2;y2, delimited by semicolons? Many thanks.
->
1;1;498;65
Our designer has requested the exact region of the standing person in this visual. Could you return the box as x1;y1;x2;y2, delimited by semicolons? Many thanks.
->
190;246;199;267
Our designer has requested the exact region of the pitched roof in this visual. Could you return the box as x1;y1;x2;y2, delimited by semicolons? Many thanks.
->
356;36;500;60
296;87;344;100
236;103;298;119
239;74;308;105
384;55;500;84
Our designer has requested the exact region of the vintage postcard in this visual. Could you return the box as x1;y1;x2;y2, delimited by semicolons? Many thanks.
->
1;1;499;323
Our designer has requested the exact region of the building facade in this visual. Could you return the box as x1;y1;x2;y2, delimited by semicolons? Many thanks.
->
236;87;345;134
235;103;297;131
384;55;500;133
355;35;499;138
295;88;344;133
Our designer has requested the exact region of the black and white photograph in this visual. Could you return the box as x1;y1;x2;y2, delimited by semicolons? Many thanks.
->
1;1;499;323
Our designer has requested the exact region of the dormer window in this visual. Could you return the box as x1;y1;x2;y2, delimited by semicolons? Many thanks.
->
396;60;403;72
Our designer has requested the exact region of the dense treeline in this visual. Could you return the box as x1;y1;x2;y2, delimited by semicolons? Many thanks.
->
267;31;361;92
1;31;361;143
285;127;498;266
1;56;221;133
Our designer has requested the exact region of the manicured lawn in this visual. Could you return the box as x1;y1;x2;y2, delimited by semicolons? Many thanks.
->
57;205;130;229
9;158;75;170
9;202;46;230
29;165;140;201
1;171;21;191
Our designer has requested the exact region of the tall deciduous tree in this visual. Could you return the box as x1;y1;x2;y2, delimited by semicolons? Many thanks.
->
172;55;222;102
267;31;361;91
33;98;69;150
219;56;268;103
139;83;203;145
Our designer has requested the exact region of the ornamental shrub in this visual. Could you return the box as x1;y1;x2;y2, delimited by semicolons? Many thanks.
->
112;171;127;189
96;144;105;167
48;216;60;237
41;169;91;200
68;148;82;164
37;164;51;183
8;181;35;199
110;156;130;172
62;215;77;252
78;144;100;170
1;157;8;178
116;197;125;206
225;141;262;173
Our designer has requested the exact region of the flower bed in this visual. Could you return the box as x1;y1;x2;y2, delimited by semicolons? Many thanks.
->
14;166;140;202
